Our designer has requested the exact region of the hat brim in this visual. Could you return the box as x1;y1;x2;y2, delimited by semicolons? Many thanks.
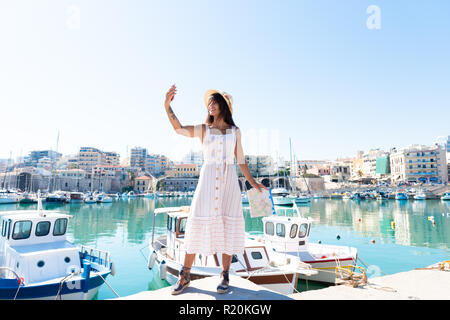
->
204;89;233;114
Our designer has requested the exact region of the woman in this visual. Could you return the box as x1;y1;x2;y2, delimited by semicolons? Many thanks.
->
164;84;266;295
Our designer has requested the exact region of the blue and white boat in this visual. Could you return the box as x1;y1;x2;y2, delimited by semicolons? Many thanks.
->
395;192;408;200
127;191;136;199
0;196;114;299
441;193;450;201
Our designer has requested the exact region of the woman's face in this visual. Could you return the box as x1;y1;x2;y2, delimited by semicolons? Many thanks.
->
208;97;221;117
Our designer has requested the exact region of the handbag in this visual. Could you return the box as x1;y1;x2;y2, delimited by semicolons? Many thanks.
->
247;187;275;218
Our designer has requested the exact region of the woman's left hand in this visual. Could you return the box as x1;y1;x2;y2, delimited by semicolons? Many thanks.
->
252;182;268;192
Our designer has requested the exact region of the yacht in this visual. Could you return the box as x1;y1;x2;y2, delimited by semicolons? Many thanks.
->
0;196;115;299
19;192;38;204
69;192;84;203
395;192;408;200
46;191;68;203
0;191;19;205
289;193;311;204
84;194;96;204
271;188;293;206
414;190;427;200
441;193;450;201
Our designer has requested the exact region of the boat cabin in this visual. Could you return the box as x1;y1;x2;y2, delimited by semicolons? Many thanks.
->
0;210;81;284
262;215;312;253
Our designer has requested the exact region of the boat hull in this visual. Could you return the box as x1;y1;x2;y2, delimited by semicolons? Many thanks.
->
0;272;110;300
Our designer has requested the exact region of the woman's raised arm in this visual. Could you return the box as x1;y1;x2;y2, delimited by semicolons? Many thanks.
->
164;84;204;141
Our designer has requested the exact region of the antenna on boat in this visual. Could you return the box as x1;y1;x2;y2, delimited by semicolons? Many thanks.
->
37;189;44;215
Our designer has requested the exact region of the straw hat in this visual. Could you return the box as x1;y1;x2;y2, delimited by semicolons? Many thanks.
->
204;89;234;114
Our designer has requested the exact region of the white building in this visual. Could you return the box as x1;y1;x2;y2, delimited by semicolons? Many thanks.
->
181;150;204;169
390;144;448;184
362;149;388;178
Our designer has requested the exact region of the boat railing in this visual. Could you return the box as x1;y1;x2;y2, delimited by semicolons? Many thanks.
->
0;266;25;284
79;245;111;268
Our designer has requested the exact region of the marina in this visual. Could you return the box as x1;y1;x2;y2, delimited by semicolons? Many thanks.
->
0;195;448;300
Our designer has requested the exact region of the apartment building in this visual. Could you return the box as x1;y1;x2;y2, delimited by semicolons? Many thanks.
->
390;144;448;183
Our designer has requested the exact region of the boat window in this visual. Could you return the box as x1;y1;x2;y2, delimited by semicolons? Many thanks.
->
1;220;5;237
12;221;32;240
167;216;172;230
265;222;274;236
276;223;285;238
171;217;177;232
298;223;308;238
179;218;187;233
251;251;263;260
36;221;51;237
53;218;68;236
290;224;298;238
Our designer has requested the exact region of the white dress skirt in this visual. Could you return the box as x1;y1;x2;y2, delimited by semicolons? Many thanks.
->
184;125;245;256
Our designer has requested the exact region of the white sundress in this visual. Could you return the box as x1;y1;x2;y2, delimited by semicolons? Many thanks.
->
184;125;245;256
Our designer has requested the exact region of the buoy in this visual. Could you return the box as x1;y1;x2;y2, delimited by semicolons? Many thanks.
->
318;240;322;244
148;250;157;270
371;239;375;244
336;235;341;240
391;221;396;229
432;221;436;227
358;218;361;222
159;260;167;280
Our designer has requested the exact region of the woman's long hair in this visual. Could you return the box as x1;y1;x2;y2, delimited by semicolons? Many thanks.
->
205;93;236;127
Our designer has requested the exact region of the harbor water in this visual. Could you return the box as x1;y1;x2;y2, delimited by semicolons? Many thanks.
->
1;197;449;300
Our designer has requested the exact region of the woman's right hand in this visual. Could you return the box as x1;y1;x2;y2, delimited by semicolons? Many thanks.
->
165;84;177;108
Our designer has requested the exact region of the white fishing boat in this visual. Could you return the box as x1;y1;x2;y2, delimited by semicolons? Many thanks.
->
0;191;20;205
271;188;293;206
0;194;115;299
295;194;311;204
69;192;84;203
84;194;96;204
19;192;38;204
441;193;450;201
127;191;136;199
100;195;113;203
413;190;427;200
395;192;408;200
261;205;358;284
148;207;318;295
46;191;68;203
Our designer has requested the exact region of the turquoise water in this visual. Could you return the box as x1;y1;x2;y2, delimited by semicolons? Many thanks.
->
1;198;449;299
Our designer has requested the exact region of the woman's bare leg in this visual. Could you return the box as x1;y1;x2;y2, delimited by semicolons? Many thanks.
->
222;254;232;271
179;253;195;283
217;253;232;293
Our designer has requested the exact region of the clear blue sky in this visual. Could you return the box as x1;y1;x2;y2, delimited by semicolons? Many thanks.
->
1;0;449;162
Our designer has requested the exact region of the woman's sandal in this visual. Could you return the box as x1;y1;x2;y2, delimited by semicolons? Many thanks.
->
171;267;191;295
216;270;230;294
